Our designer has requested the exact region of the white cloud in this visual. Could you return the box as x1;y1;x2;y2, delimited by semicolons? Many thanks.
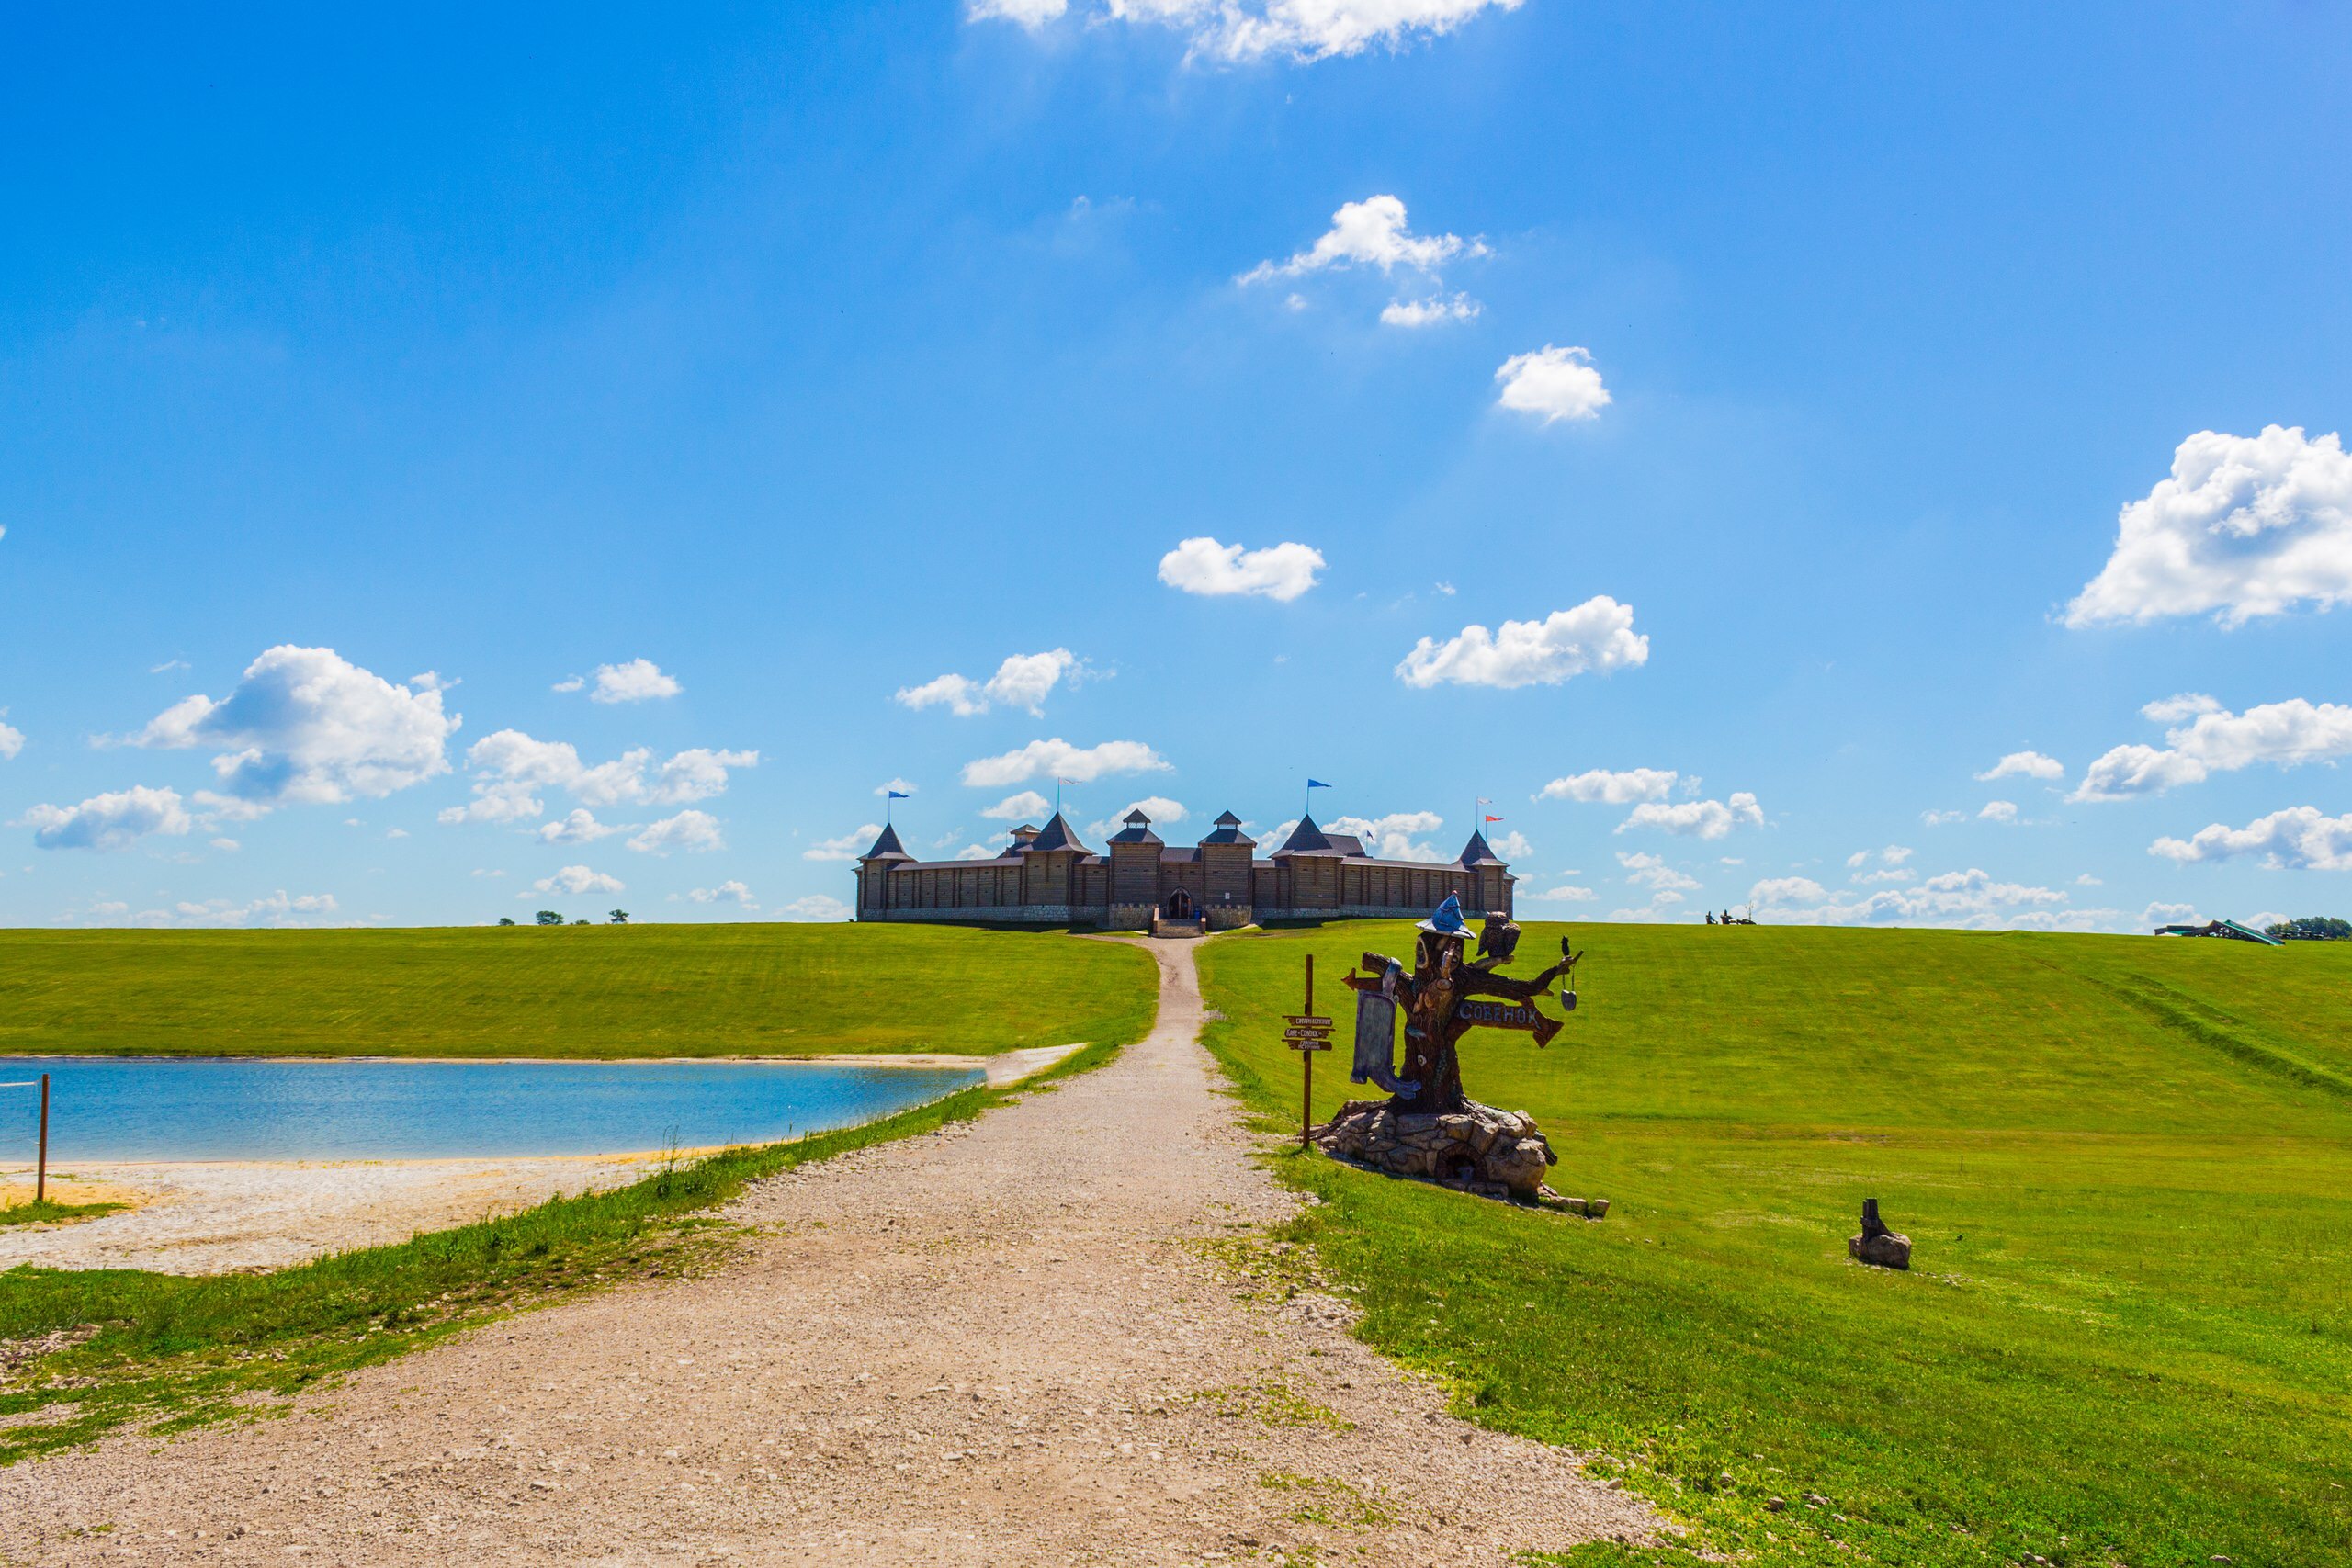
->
1241;195;1482;283
2065;425;2352;626
1618;792;1763;840
686;879;759;910
153;890;340;928
1845;850;1869;869
526;864;625;897
536;808;625;845
2074;695;2352;801
954;844;999;861
2149;807;2352;871
975;0;1524;61
0;716;20;761
980;790;1053;822
1087;796;1189;840
1381;293;1480;327
1537;767;1677;805
628;809;724;854
440;731;756;824
19;785;194;851
1884;845;1914;864
780;894;854;922
1922;809;1966;827
1489;829;1532;860
132;646;459;814
210;837;241;852
1978;800;2019;823
1618;851;1701;893
806;824;884;863
897;649;1085;717
959;738;1170;788
1397;595;1647;690
385;828;409;840
2141;900;2200;927
1158;537;1324;602
876;777;917;797
1749;867;2086;930
1854;868;1917;886
2076;873;2102;886
582;659;682;705
1331;810;1446;862
1495;344;1611;423
551;675;584;694
1527;883;1596;903
1976;750;2064;783
969;0;1067;26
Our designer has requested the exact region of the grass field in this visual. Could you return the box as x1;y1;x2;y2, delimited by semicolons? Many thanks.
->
0;923;1156;1058
1197;922;2352;1568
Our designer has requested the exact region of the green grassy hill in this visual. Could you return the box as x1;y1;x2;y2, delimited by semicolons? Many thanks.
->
1199;921;2352;1568
0;923;1157;1058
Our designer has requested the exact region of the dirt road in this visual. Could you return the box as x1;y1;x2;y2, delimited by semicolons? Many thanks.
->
0;937;1654;1565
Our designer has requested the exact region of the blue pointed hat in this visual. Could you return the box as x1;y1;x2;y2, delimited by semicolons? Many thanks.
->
1418;893;1469;937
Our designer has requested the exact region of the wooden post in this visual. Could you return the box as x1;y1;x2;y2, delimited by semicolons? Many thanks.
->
1301;953;1314;1147
35;1073;49;1206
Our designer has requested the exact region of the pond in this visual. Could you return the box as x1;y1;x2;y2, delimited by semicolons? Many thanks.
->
0;1055;985;1162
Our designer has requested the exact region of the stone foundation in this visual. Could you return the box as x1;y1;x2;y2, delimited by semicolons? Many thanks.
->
1310;1099;1602;1213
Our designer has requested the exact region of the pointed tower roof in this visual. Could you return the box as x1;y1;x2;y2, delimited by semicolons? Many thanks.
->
1457;829;1506;868
859;823;912;862
1273;815;1340;856
1024;811;1092;855
1107;807;1163;847
1199;809;1255;848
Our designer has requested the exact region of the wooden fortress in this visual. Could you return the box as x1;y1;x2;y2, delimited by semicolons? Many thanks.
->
854;807;1513;930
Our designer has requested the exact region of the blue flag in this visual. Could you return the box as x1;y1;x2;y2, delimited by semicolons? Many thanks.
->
887;790;910;800
1307;779;1332;789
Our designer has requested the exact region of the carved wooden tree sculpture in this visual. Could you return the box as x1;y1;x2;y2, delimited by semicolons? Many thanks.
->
1350;927;1577;1116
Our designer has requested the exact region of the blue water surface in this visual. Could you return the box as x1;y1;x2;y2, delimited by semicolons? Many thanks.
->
0;1055;984;1161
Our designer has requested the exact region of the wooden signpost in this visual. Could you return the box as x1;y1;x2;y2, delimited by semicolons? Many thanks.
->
1285;953;1333;1147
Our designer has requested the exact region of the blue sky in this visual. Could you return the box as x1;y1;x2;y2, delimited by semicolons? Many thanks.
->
4;1;2350;931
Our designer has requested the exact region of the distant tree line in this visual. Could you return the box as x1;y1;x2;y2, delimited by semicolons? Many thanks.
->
494;909;630;927
2263;915;2351;942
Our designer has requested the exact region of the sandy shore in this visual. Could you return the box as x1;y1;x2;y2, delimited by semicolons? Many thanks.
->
0;1043;1087;1276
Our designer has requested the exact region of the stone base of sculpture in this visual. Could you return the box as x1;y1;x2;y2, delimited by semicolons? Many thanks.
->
1311;1099;1600;1213
1849;1198;1911;1269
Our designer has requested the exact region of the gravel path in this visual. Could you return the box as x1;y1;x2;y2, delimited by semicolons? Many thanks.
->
0;937;1656;1566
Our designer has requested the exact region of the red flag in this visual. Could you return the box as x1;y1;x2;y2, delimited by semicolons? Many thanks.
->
1483;814;1504;823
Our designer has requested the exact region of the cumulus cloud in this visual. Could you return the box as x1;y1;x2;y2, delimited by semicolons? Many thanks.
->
132;646;459;814
537;808;625;845
1921;809;1966;827
1527;883;1596;903
806;824;883;863
151;890;340;928
1397;596;1646;690
1159;537;1324;602
1087;796;1189;840
1618;793;1762;840
587;659;682;705
1977;750;2064;782
2149;807;2352;871
2065;425;2352;626
19;785;194;851
1979;800;2019;823
1618;851;1700;893
1381;293;1480;327
875;777;917;797
440;732;757;825
686;879;759;910
959;738;1170;788
2075;695;2352;801
1536;767;1677;805
1241;194;1483;285
628;809;724;855
980;790;1053;821
1331;810;1446;862
897;649;1086;717
526;864;625;897
1750;867;2088;930
2142;900;2200;927
1489;829;1532;860
780;894;854;922
1495;345;1611;423
0;716;21;761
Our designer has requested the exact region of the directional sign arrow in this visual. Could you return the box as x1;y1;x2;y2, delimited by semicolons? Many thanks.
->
1283;1016;1334;1028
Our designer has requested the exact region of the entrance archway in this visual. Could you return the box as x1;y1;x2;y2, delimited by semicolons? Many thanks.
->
1165;890;1194;919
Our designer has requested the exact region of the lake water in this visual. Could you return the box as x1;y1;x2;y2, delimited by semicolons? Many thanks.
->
0;1055;985;1162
